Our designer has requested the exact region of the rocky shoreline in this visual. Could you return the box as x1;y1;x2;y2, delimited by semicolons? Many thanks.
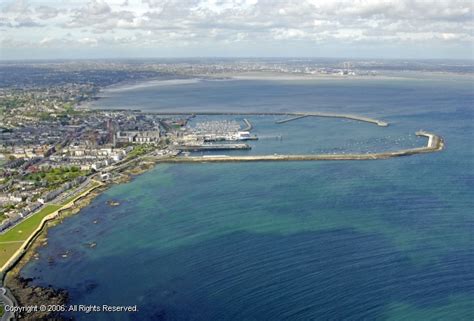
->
4;159;157;320
6;277;69;321
4;186;105;320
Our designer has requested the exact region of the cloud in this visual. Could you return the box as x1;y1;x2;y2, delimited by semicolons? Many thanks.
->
0;0;472;58
37;36;100;47
2;0;31;15
35;5;60;20
14;16;43;28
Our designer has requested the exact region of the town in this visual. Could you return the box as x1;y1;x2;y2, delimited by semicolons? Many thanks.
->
0;59;450;321
0;96;258;233
0;58;454;237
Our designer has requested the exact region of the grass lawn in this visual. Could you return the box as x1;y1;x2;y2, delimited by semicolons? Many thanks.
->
0;304;4;317
0;181;101;269
0;204;61;268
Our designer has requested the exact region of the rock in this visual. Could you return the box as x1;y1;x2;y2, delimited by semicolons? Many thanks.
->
7;275;69;321
106;200;120;207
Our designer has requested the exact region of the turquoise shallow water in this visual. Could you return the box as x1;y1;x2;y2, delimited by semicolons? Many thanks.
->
22;75;474;320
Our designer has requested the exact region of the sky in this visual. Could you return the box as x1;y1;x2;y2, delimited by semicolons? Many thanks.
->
0;0;473;60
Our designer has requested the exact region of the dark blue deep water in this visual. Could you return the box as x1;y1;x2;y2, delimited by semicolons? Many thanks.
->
23;75;474;320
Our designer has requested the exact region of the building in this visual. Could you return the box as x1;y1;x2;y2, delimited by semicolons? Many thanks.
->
116;130;160;144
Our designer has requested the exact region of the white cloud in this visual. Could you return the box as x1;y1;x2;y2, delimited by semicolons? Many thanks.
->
35;5;60;20
0;0;472;57
272;28;307;40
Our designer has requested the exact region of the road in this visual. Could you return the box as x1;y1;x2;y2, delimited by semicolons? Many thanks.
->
0;287;14;321
51;177;95;205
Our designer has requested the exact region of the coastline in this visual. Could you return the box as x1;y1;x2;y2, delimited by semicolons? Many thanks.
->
0;86;446;320
100;78;201;94
78;71;474;112
4;187;104;321
2;160;156;320
204;70;474;82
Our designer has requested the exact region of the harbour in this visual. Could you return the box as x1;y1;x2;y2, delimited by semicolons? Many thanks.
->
3;69;471;321
159;131;443;163
177;143;251;151
144;111;390;127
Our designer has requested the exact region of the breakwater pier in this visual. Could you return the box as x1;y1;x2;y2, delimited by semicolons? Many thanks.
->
149;111;389;127
242;118;253;130
178;143;251;151
276;115;309;124
156;131;443;163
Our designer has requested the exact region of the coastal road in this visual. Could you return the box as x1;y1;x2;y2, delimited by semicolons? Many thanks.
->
0;287;14;321
51;177;94;205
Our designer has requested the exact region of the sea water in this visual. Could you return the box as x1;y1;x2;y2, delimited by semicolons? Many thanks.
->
22;74;474;320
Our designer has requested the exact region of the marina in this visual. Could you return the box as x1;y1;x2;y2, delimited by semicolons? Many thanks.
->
159;131;444;163
152;111;392;155
148;111;389;127
3;64;469;321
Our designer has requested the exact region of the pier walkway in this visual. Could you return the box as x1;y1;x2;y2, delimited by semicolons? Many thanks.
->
156;131;443;164
242;118;253;131
149;111;389;127
276;115;309;124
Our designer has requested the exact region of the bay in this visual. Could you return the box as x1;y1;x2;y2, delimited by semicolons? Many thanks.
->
23;74;474;320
